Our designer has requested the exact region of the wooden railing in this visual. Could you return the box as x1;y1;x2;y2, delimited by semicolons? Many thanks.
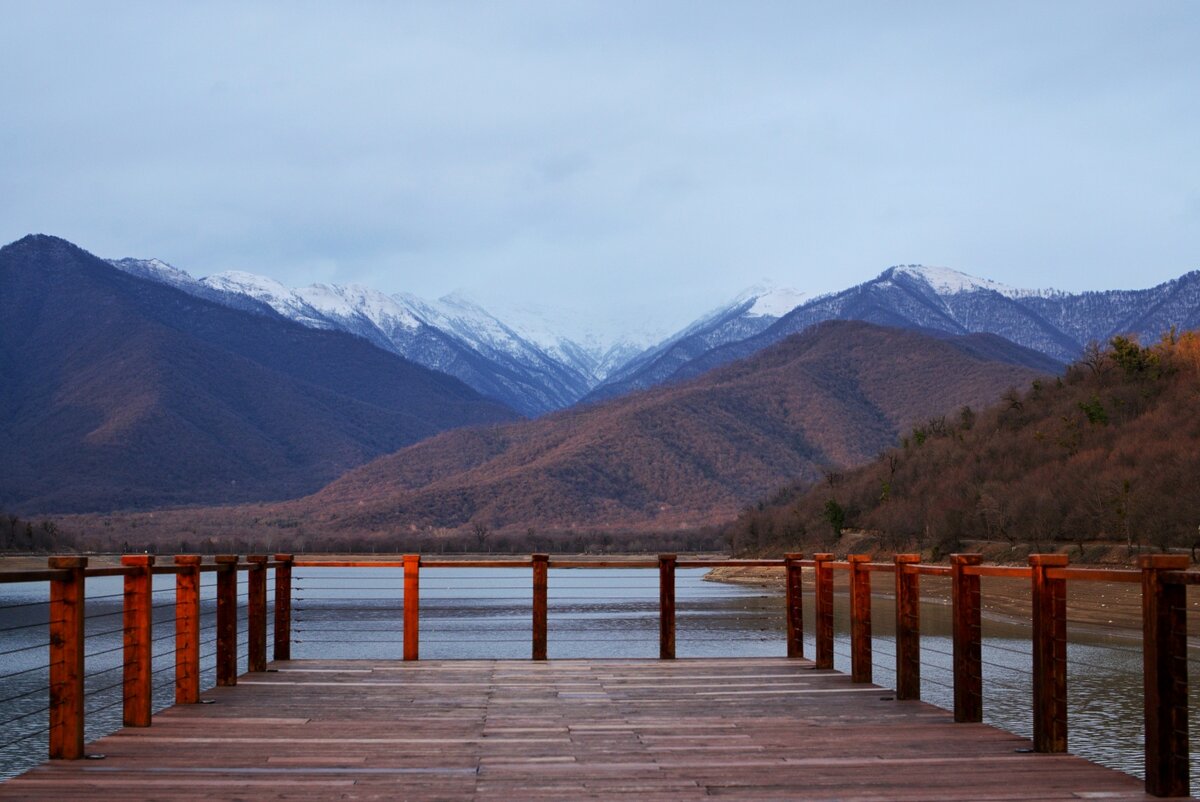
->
0;551;1195;796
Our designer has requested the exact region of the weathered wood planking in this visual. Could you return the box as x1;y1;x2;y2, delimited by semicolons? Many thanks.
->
1;658;1162;800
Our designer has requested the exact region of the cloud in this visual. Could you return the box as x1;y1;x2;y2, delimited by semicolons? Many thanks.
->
2;1;1197;341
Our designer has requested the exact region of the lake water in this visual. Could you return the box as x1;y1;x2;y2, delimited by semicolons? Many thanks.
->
0;566;1195;791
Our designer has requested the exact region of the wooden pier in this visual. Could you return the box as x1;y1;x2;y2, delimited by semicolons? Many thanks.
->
0;656;1158;800
1;552;1196;798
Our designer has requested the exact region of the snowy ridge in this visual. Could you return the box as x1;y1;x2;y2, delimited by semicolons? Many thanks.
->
890;265;1064;300
108;253;1200;413
109;258;597;416
582;282;808;403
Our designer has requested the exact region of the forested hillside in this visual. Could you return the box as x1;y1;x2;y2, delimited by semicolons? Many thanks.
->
724;332;1200;557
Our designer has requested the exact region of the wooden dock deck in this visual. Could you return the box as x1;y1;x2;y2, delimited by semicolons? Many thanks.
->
0;657;1161;801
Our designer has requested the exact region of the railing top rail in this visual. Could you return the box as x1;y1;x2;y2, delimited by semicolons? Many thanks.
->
966;565;1031;579
422;560;533;569
550;560;659;569
84;566;136;578
0;568;70;583
904;564;953;576
676;559;783;568
292;560;409;568
0;554;1185;582
1047;566;1141;583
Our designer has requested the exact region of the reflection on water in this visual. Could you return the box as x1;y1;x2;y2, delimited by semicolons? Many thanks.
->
0;566;1194;791
292;568;784;659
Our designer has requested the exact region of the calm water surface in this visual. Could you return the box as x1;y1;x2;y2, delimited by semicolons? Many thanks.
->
0;566;1195;790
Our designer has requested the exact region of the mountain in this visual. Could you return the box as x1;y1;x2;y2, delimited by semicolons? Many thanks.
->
583;284;808;403
110;261;592;417
260;320;1053;535
721;330;1200;555
0;235;517;514
592;265;1200;400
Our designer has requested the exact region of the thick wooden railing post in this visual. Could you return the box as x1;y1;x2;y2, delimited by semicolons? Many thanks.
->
273;553;293;661
1030;554;1068;753
659;554;676;660
1141;554;1190;797
785;553;804;658
951;554;982;723
215;555;238;686
121;554;154;727
403;554;420;661
247;555;267;672
532;554;549;660
175;555;201;704
48;556;86;759
813;553;834;669
894;554;921;700
848;554;872;682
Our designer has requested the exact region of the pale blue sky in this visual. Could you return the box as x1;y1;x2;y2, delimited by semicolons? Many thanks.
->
2;2;1197;339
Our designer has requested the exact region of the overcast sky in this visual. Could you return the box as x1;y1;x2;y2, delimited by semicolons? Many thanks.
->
2;2;1197;340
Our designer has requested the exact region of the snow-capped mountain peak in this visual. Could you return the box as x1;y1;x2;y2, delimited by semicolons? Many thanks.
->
886;264;1070;300
733;283;808;317
888;264;1016;295
108;257;203;292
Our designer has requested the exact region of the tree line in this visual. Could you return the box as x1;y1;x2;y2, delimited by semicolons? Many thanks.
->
721;331;1200;559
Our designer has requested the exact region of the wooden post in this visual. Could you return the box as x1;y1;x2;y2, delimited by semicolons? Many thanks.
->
784;553;804;658
122;554;154;727
1030;554;1068;753
403;554;420;661
48;556;86;759
273;553;293;661
247;555;267;672
894;553;921;700
532;554;548;660
951;554;982;723
813;553;834;669
215;555;238;686
659;554;676;660
1140;554;1190;797
848;554;872;683
175;555;202;704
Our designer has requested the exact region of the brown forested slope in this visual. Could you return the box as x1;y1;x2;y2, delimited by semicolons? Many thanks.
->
278;320;1052;534
723;332;1200;555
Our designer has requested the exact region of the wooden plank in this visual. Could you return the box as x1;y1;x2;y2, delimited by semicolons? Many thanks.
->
174;555;202;704
273;554;293;661
121;554;154;727
1141;554;1190;797
48;556;86;759
2;657;1154;801
246;555;268;673
1030;554;1068;753
215;555;238;687
813;553;834;670
403;554;419;661
895;553;921;701
784;553;803;658
659;555;675;660
532;554;548;661
848;555;871;683
951;554;982;723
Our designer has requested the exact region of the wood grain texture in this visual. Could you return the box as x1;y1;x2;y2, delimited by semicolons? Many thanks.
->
121;554;154;727
1;657;1156;800
48;557;86;759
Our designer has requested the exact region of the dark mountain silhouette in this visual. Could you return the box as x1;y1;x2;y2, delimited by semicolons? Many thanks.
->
268;321;1054;534
0;235;518;514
